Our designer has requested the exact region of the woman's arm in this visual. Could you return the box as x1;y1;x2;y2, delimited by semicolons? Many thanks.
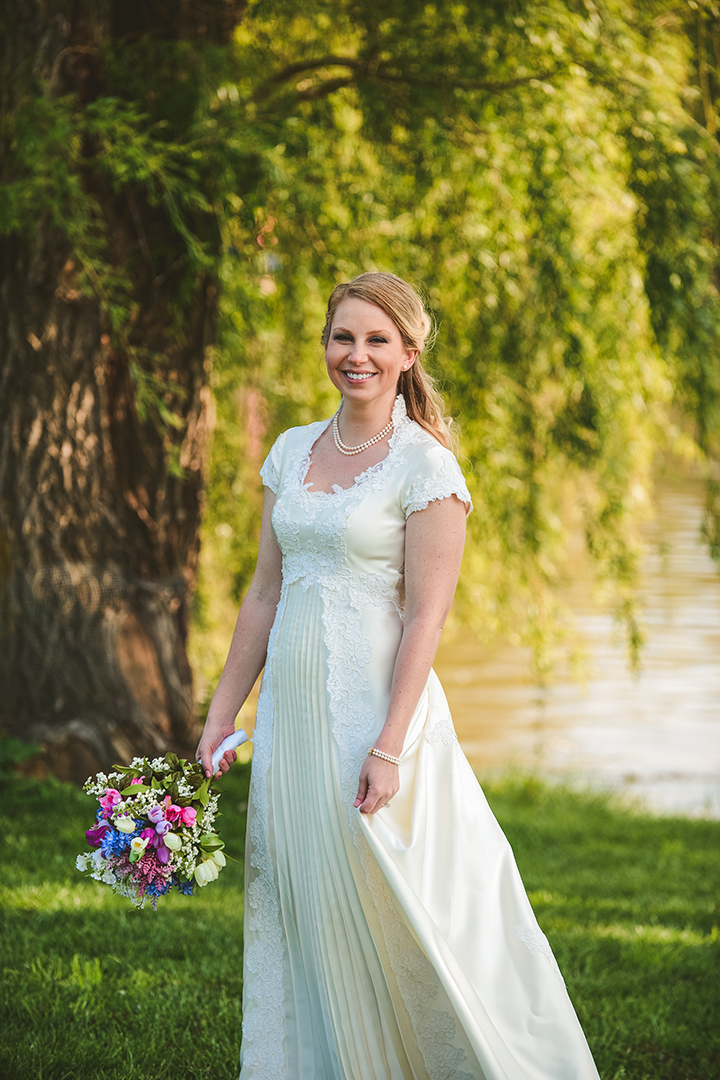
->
197;490;282;778
354;493;467;814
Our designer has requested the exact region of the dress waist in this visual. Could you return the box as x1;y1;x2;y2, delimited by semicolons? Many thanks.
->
280;555;402;614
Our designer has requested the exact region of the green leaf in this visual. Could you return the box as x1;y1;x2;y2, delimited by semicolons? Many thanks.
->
124;783;150;796
200;834;224;852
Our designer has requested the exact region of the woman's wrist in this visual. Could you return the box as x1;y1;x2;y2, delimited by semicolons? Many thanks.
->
367;746;402;765
203;709;238;737
371;727;405;760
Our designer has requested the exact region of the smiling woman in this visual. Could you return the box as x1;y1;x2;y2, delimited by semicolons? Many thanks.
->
196;272;600;1080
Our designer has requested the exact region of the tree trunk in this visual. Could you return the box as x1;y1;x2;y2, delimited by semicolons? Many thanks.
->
0;1;244;781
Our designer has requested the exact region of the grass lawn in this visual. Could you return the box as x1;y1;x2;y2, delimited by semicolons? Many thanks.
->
0;765;718;1079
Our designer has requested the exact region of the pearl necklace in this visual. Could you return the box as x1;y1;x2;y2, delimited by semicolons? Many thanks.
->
332;411;394;456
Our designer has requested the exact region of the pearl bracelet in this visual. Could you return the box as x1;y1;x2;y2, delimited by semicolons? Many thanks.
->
367;747;401;766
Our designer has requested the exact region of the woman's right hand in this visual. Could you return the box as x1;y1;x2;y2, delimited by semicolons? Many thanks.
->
196;719;237;780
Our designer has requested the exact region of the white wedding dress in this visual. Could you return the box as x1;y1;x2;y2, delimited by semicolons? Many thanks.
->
239;397;600;1080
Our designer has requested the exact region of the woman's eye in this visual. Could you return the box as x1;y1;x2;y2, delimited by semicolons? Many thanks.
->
334;333;352;342
370;337;388;344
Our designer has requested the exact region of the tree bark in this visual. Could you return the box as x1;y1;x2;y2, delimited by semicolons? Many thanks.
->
0;1;244;780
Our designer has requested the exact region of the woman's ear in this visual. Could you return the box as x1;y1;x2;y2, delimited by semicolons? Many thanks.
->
402;351;418;371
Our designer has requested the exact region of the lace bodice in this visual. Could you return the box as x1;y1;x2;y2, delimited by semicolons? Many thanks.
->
260;395;472;612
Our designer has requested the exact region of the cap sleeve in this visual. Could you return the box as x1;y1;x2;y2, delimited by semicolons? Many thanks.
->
259;430;288;494
400;442;473;518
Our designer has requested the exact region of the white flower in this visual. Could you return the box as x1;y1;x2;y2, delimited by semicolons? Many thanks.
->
163;832;182;852
210;850;226;868
194;859;219;887
115;816;136;834
130;836;149;858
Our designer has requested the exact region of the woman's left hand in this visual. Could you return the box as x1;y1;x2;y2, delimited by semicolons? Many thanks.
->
354;755;400;815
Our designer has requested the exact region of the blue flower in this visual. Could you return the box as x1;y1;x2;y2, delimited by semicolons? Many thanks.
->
100;827;133;858
143;880;171;898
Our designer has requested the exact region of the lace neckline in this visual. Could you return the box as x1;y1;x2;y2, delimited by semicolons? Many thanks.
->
300;394;410;497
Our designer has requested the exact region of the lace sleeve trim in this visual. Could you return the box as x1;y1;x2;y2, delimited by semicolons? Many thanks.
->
402;453;473;518
259;453;280;493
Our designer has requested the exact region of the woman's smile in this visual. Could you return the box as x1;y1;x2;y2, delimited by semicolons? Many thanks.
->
342;370;377;382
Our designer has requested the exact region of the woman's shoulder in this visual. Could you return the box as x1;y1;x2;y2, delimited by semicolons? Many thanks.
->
259;419;327;492
265;417;330;459
400;418;459;468
399;421;472;516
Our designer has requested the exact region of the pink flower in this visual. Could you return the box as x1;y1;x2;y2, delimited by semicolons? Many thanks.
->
164;799;183;823
114;846;173;904
179;806;197;827
130;776;144;785
99;789;122;814
140;828;155;841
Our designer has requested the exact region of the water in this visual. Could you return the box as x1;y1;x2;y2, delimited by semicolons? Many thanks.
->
436;473;720;818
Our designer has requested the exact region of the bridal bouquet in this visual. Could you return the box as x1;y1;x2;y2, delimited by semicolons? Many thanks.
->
76;752;227;909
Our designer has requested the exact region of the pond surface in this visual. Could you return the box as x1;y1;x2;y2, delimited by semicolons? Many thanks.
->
436;473;720;818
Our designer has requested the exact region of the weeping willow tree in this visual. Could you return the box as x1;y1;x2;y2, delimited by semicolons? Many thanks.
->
1;0;718;774
199;0;720;691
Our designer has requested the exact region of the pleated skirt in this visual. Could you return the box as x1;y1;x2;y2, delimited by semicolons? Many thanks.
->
239;582;600;1080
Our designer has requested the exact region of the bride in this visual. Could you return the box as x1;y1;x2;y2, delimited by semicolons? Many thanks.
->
197;272;600;1080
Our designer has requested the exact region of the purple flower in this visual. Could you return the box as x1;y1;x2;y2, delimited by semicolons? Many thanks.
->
147;805;165;825
85;820;110;847
155;819;171;837
140;824;171;863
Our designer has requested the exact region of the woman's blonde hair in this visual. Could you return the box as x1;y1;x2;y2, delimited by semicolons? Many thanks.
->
320;272;455;450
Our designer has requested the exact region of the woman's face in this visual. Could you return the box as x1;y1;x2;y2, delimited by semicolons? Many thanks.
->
325;297;416;409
